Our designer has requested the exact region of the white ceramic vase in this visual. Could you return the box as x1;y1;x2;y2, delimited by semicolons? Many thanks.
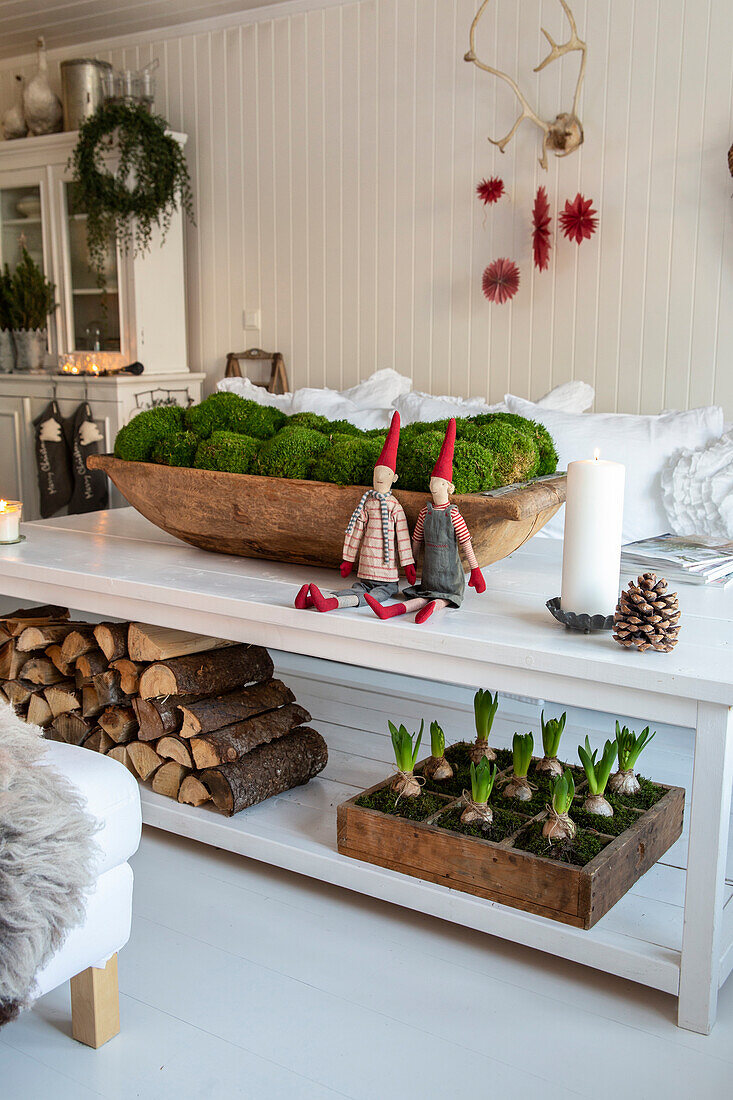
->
12;329;47;371
0;329;15;373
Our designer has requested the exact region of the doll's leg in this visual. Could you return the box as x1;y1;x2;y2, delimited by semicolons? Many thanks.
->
364;594;407;619
414;599;449;625
294;584;312;609
310;584;360;612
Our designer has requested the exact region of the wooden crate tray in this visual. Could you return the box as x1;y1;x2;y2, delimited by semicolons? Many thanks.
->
337;745;685;929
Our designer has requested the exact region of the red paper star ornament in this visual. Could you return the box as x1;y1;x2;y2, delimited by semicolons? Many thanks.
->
532;186;552;272
482;258;520;305
559;192;598;244
476;176;505;205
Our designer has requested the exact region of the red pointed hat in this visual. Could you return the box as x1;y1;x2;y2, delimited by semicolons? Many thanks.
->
376;411;400;472
431;418;456;481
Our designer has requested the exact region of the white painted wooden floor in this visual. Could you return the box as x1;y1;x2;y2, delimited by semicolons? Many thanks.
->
2;825;733;1100
2;655;733;1098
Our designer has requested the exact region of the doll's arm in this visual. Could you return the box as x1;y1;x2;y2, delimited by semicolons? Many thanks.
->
451;508;486;592
411;504;428;562
342;508;366;566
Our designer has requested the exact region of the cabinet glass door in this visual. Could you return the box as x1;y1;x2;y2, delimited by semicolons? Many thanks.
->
64;182;121;352
0;184;45;274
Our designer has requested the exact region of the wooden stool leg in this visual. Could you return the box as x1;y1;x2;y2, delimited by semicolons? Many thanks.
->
70;954;120;1048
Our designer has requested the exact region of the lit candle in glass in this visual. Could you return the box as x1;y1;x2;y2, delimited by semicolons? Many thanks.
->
560;450;625;617
0;500;22;543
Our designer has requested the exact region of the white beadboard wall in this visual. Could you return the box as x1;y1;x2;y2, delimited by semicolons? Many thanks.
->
1;0;732;415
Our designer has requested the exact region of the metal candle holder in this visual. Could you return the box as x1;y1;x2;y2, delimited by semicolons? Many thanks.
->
546;596;614;634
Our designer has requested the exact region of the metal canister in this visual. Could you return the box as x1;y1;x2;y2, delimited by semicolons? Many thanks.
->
60;59;113;130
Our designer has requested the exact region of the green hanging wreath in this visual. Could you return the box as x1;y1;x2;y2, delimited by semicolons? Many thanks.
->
70;102;194;285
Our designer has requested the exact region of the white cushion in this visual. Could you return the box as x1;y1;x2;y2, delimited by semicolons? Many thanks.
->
393;391;505;425
533;380;594;413
505;395;725;542
33;862;134;997
662;429;733;538
39;741;141;876
341;368;412;406
218;376;294;412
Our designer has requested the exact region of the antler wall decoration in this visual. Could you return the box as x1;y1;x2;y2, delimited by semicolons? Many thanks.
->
464;0;587;170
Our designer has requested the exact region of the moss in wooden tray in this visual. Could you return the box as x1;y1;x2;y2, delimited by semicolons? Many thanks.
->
512;821;610;866
423;742;514;797
355;787;448;821
499;785;547;817
571;798;640;837
436;805;525;842
613;775;666;811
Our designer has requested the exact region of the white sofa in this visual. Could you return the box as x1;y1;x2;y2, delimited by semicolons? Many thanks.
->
33;741;141;1048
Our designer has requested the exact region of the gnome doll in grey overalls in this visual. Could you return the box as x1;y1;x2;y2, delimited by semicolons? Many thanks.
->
365;418;486;625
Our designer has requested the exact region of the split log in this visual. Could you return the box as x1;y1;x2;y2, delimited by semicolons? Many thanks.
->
82;683;104;718
93;622;128;662
128;622;233;663
92;670;131;707
84;728;115;754
1;605;69;635
27;691;53;727
98;706;138;743
152;761;190;799
189;702;311;769
51;712;93;745
75;651;108;687
60;626;98;663
4;680;35;708
110;658;144;696
106;744;137;775
156;735;193;767
132;695;192;740
200;728;328;816
179;679;295;738
44;682;81;718
0;686;8;705
0;640;29;680
21;657;65;686
16;622;78;651
126;741;164;781
46;644;76;678
178;776;213;807
139;645;273;700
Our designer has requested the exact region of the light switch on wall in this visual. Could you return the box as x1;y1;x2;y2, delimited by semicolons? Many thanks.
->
242;309;261;330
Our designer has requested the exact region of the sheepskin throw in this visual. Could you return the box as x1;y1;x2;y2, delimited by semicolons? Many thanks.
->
0;703;97;1025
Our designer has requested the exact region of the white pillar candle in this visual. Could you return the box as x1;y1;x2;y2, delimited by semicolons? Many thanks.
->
561;453;625;617
0;500;22;543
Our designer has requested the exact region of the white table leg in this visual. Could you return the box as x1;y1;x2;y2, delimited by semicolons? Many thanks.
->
678;702;733;1033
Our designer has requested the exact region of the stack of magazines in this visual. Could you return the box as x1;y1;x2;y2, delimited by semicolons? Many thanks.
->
621;534;733;587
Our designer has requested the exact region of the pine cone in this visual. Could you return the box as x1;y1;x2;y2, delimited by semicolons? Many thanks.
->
612;573;680;653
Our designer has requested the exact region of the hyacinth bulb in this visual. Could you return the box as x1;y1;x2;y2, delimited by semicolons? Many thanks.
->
482;258;520;304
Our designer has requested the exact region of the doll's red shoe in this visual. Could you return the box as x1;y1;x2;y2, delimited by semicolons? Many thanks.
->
415;600;438;625
294;583;312;609
310;584;339;612
365;594;406;619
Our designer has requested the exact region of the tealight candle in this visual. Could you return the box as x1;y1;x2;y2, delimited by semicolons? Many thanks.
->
0;500;22;543
560;451;625;617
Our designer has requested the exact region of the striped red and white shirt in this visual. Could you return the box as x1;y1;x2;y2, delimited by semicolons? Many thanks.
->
412;503;478;570
342;495;415;582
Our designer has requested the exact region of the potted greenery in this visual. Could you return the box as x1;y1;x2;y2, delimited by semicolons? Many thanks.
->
388;719;424;799
423;720;453;780
542;770;576;842
0;265;16;372
504;732;534;800
10;247;56;371
536;711;567;777
609;723;655;796
470;689;499;763
460;758;498;825
577;736;617;817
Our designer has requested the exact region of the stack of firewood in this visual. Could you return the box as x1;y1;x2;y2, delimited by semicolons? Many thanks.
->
0;605;327;816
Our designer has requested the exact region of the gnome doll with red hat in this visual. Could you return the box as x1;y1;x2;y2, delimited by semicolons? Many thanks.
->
294;411;417;612
365;418;486;625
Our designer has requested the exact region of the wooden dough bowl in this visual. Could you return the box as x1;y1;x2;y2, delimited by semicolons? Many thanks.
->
89;455;566;569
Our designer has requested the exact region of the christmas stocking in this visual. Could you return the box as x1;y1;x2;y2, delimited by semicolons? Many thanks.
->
33;401;73;518
66;402;109;514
